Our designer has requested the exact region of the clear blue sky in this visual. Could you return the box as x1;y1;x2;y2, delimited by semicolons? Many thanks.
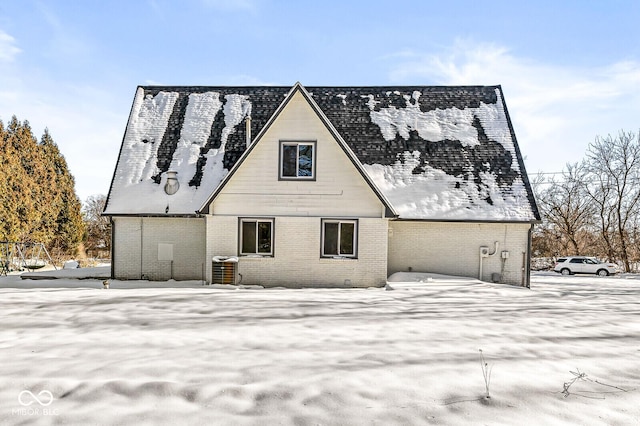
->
1;0;639;201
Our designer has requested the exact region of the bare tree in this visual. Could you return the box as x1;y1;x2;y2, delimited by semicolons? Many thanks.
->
82;194;111;259
581;162;617;262
534;163;594;256
584;131;640;271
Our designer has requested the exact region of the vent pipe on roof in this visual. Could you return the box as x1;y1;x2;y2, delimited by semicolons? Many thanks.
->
245;115;252;149
164;171;180;195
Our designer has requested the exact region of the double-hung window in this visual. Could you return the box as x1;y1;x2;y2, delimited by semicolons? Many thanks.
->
280;141;315;179
239;218;274;256
321;219;357;258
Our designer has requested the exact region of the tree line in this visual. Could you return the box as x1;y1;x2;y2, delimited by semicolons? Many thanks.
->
532;130;640;272
1;116;110;260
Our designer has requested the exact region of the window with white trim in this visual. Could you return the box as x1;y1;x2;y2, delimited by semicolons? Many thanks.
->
321;219;357;258
239;218;274;256
280;141;315;179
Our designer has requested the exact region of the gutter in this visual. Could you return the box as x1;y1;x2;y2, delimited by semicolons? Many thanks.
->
392;218;541;225
103;213;204;218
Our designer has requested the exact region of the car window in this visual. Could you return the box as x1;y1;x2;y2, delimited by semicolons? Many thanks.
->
569;258;584;264
586;259;598;264
557;258;566;263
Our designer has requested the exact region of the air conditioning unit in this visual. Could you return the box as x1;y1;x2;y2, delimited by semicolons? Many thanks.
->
212;256;238;285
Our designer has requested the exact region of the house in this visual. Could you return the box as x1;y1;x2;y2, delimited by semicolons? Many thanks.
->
103;83;540;287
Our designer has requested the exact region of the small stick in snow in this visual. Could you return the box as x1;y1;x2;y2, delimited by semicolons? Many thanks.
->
559;368;634;399
479;349;492;399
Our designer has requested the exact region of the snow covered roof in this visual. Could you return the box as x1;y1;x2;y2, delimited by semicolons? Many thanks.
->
104;84;540;222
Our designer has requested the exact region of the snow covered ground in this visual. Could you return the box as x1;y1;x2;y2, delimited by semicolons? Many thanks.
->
0;269;638;425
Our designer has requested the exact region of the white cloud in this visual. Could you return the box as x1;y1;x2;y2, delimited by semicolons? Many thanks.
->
0;30;21;62
388;39;640;174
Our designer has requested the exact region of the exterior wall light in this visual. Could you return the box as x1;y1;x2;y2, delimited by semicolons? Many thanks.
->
164;171;180;195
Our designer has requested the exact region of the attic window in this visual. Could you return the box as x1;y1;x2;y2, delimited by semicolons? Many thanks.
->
279;141;315;180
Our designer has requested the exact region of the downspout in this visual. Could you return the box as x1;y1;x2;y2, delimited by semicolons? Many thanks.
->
525;224;533;288
110;217;115;279
140;217;144;279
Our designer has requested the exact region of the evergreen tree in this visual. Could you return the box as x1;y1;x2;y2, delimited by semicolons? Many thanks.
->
0;121;21;241
1;117;40;242
0;117;85;253
39;128;85;251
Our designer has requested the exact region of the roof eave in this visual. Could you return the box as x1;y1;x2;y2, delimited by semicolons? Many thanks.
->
196;84;302;214
102;86;145;215
294;83;398;218
496;85;542;222
197;82;399;218
393;217;542;224
102;212;203;218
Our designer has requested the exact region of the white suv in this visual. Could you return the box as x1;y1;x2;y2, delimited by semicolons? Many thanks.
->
553;256;618;276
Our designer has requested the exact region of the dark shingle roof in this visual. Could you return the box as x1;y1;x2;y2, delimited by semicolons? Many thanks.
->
104;84;540;221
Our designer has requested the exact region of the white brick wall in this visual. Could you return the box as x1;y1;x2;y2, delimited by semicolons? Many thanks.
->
388;221;532;286
206;216;388;287
113;217;531;286
113;217;206;281
202;88;390;288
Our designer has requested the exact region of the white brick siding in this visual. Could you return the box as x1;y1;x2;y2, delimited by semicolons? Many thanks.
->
388;221;532;286
112;217;206;281
206;216;388;287
203;89;390;287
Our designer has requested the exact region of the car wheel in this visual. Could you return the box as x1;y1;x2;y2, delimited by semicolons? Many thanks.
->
597;269;609;277
561;268;571;276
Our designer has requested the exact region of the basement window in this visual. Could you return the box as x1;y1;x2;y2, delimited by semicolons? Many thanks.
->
321;219;357;258
239;218;274;256
280;141;315;180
